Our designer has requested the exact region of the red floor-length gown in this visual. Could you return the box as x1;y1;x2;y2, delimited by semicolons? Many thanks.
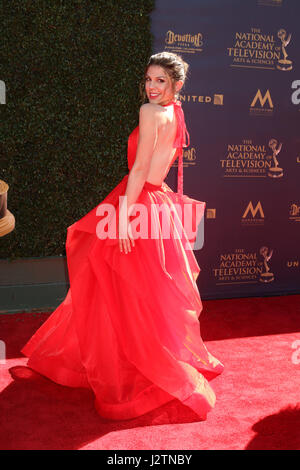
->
21;100;224;420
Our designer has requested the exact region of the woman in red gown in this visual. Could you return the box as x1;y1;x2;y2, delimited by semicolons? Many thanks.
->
21;52;224;421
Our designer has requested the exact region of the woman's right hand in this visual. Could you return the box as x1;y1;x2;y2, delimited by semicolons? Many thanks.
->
118;217;135;254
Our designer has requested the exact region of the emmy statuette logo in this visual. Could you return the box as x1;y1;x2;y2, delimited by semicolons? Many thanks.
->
277;29;293;71
259;246;274;282
267;139;283;178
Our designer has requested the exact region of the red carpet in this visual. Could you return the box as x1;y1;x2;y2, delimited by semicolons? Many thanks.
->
0;294;299;450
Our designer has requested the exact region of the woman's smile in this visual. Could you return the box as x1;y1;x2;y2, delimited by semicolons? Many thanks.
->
145;64;174;105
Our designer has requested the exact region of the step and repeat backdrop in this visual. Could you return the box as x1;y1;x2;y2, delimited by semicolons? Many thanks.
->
151;0;300;299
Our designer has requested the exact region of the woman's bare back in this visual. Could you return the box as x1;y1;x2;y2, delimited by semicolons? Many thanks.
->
145;105;178;186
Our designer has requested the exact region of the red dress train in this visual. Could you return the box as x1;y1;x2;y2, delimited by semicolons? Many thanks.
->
21;101;224;420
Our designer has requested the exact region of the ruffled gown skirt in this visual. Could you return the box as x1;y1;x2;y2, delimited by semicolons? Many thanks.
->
21;174;224;420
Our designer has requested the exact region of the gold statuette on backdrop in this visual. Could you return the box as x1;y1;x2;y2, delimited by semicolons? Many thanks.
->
277;29;293;71
259;246;274;282
267;139;283;178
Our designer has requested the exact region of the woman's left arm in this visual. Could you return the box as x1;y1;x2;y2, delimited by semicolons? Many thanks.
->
118;104;158;252
123;103;158;212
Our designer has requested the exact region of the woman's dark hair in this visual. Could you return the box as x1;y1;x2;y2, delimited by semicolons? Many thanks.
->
139;52;189;103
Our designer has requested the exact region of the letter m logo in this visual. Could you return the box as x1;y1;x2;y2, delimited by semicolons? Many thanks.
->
250;89;273;108
242;201;264;218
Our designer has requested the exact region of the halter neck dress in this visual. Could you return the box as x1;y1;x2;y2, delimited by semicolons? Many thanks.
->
21;100;224;421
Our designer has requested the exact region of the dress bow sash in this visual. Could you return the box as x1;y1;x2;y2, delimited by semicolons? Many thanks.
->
166;100;190;195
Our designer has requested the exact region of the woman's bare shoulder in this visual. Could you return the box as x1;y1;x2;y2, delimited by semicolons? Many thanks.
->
139;103;164;123
140;103;162;114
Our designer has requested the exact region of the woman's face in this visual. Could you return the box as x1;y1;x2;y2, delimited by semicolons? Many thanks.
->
145;65;180;105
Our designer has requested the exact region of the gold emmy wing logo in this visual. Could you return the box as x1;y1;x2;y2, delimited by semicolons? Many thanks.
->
277;29;293;71
259;246;274;282
228;25;292;70
267;138;283;178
